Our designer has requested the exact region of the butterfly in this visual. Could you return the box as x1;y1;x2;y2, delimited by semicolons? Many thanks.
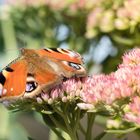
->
0;48;86;101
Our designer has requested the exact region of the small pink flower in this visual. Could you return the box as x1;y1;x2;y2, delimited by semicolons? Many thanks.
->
77;103;95;110
124;113;137;123
36;97;43;104
121;48;140;66
62;96;67;102
50;88;60;100
41;93;49;102
62;78;82;94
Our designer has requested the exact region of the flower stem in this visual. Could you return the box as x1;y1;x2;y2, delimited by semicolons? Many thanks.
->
86;113;95;140
41;113;66;140
63;110;78;140
52;105;78;140
49;128;65;140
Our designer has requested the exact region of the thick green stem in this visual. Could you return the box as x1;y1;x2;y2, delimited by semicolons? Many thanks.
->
52;106;78;140
42;113;66;140
86;113;95;140
64;115;77;140
63;110;78;140
73;108;81;132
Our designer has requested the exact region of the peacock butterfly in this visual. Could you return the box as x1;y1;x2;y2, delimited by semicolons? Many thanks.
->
0;48;86;101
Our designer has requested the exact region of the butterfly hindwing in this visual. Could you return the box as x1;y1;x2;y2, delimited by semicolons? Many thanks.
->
24;64;62;98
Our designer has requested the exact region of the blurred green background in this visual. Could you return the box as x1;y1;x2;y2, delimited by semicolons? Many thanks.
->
0;0;140;139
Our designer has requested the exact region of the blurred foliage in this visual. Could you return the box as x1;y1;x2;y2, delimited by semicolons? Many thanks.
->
2;0;140;73
0;25;4;51
1;0;140;140
0;104;28;140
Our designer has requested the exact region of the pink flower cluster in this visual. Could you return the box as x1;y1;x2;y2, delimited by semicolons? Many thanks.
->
80;74;121;105
82;48;140;99
36;78;83;104
80;48;140;124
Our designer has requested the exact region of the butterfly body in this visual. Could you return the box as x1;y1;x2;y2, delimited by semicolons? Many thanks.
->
0;48;86;101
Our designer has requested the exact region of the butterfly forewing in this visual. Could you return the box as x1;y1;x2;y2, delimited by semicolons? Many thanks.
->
0;60;27;99
38;48;83;64
24;66;62;98
37;48;86;78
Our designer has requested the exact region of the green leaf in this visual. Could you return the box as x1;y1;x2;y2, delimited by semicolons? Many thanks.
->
106;127;138;134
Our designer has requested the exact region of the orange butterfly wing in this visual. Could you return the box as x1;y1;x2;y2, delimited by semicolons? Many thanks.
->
0;59;27;99
37;48;86;78
17;48;63;98
35;68;60;85
23;66;61;98
38;48;83;63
